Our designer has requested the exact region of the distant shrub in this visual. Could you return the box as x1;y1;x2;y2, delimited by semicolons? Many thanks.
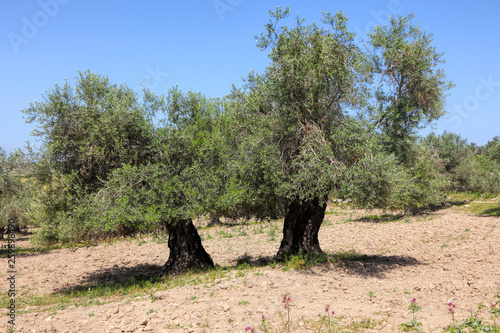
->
0;147;33;234
27;172;73;245
455;155;500;194
487;140;500;164
404;145;449;211
421;131;471;173
336;144;448;213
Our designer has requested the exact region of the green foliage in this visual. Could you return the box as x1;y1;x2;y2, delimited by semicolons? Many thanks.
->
230;9;453;222
337;151;410;210
485;137;500;164
455;155;500;194
368;14;453;163
232;8;366;209
27;172;74;244
229;14;368;243
22;70;154;193
422;131;471;173
42;87;258;243
420;132;500;195
22;71;157;243
404;144;450;210
0;147;33;230
336;142;448;212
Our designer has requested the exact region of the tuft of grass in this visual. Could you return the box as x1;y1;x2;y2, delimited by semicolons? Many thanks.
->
348;317;381;330
237;227;249;237
152;234;166;244
252;225;265;234
267;224;279;242
215;229;233;239
279;253;328;270
463;201;500;216
447;191;494;202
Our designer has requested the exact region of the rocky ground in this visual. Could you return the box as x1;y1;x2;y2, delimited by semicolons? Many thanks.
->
1;203;499;332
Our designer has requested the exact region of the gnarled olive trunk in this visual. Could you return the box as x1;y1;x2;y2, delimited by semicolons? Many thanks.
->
207;212;221;227
163;219;214;275
276;197;327;259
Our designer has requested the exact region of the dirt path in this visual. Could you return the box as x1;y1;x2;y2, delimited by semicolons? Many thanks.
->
1;207;499;332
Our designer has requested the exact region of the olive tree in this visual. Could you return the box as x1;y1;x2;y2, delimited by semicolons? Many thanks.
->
232;8;452;258
22;71;156;243
22;71;250;274
70;88;247;274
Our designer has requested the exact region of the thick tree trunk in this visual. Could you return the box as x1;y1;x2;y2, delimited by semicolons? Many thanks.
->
404;206;420;216
207;212;221;227
0;227;4;239
276;197;327;259
163;219;214;275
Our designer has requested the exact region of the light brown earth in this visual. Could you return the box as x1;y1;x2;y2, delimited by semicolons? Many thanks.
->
1;203;499;333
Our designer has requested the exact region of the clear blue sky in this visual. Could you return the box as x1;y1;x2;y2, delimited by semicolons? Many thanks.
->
1;0;499;152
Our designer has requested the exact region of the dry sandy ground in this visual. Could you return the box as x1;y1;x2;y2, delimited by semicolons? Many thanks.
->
1;205;499;332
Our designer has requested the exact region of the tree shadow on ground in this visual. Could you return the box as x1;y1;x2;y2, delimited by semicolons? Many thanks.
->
233;251;422;279
56;251;421;297
0;247;60;258
248;250;422;279
353;200;475;223
480;206;500;216
327;251;422;279
58;263;165;296
354;213;405;223
234;253;275;267
61;254;274;297
85;263;163;284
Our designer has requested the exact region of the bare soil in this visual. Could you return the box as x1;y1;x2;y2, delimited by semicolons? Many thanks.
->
1;204;499;332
